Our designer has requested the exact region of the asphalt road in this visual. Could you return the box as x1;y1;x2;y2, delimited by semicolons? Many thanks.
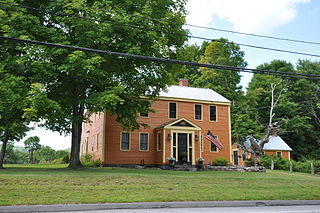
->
1;200;320;213
46;205;320;213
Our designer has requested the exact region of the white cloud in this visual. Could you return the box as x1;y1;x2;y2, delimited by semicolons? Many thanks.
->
186;0;310;34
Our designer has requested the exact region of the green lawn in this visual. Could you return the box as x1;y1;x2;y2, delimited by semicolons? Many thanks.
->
0;164;319;205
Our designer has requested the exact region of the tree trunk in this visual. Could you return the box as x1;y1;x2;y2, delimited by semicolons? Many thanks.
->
68;103;85;169
0;126;10;169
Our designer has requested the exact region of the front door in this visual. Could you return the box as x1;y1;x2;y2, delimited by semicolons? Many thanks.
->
233;150;239;165
178;133;188;164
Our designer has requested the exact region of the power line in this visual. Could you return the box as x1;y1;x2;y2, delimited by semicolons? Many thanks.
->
1;35;320;81
49;0;320;46
1;1;320;59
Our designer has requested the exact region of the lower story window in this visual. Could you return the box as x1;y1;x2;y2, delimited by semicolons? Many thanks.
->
121;132;130;151
211;143;217;152
277;151;282;158
140;133;149;151
157;133;161;151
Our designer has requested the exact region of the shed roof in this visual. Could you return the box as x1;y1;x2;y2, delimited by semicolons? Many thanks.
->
159;85;231;103
263;136;292;151
243;136;292;151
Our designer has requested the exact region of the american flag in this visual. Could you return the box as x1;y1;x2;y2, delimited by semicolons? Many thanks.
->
204;130;224;150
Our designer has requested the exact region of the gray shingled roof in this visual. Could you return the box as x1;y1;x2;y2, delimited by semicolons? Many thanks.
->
159;85;231;103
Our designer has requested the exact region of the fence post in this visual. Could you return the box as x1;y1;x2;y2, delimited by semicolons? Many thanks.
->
311;162;315;175
271;160;274;170
289;161;293;172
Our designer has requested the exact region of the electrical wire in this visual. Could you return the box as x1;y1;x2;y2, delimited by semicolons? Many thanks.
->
1;35;320;81
49;0;320;46
1;1;320;58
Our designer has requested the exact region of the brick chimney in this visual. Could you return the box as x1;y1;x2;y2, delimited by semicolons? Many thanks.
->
179;79;188;87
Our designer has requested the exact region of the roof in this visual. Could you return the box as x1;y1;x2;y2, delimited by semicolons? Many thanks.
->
159;85;231;103
155;118;201;130
243;136;292;151
263;136;292;151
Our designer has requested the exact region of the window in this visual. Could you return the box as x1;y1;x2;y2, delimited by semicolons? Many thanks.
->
210;143;217;152
120;132;130;151
157;133;161;151
96;133;99;151
91;135;95;152
140;112;148;117
169;102;177;118
277;151;282;158
209;105;217;122
195;104;202;120
85;137;89;153
139;133;149;151
242;152;246;161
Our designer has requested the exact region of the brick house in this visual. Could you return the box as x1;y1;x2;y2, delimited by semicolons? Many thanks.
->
80;79;233;166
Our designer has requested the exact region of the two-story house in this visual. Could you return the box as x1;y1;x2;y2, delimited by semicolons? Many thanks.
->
80;79;232;166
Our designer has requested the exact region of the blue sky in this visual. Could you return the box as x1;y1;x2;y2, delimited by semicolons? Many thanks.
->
15;0;320;150
186;0;320;88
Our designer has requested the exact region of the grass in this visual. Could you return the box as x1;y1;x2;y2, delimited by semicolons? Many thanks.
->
0;164;319;205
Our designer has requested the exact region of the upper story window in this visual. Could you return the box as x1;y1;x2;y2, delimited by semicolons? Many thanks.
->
194;104;202;120
209;105;217;122
140;112;148;117
169;102;177;119
120;132;130;151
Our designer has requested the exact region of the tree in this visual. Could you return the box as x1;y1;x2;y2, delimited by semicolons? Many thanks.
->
24;136;41;164
1;0;188;168
237;60;295;160
173;42;209;85
0;73;30;169
34;146;56;163
194;38;247;102
284;60;320;159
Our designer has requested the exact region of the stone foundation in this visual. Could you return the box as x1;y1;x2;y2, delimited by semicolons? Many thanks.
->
201;165;266;172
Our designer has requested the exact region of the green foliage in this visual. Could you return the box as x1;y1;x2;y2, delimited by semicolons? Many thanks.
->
24;136;41;164
34;146;56;163
211;157;228;166
259;155;320;174
81;154;101;167
244;158;255;167
2;142;28;164
0;0;189;167
195;38;247;102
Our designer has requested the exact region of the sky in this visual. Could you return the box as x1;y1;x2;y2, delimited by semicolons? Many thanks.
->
15;0;320;150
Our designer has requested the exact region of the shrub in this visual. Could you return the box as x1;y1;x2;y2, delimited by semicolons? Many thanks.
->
212;157;228;166
244;158;255;167
82;160;101;167
260;155;320;174
51;158;65;164
81;154;101;167
81;154;93;162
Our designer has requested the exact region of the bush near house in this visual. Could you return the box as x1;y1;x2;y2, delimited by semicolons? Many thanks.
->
260;155;320;174
212;157;228;166
81;154;101;167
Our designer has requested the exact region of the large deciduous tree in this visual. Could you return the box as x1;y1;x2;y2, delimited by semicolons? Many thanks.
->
0;73;30;169
1;0;188;168
24;136;41;164
194;38;247;102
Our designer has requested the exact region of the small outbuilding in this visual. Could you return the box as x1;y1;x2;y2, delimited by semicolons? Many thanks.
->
232;135;292;166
